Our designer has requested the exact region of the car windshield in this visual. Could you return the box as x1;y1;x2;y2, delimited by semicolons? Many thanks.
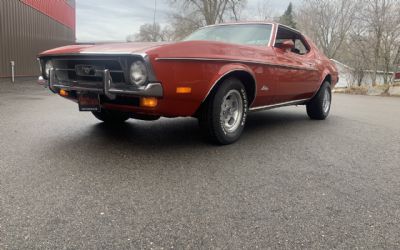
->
184;24;272;46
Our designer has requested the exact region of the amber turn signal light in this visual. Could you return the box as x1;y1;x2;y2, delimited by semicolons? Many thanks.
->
140;97;158;108
176;87;192;94
59;89;68;97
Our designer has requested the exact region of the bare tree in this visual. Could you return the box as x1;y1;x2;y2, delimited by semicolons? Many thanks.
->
334;17;376;86
169;0;228;25
296;0;361;59
354;0;400;85
160;25;176;42
227;0;247;21
381;29;400;84
280;3;296;29
167;0;247;40
130;23;161;42
128;23;174;42
255;0;274;21
378;1;400;84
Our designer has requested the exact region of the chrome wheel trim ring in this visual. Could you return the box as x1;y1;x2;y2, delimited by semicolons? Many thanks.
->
322;88;331;113
220;89;243;133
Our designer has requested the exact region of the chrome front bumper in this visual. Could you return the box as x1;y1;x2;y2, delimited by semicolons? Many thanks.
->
38;68;163;98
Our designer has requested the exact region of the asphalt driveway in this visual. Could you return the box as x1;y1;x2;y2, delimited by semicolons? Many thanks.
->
0;81;399;249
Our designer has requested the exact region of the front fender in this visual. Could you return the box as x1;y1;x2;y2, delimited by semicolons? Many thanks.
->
203;63;256;103
149;58;257;117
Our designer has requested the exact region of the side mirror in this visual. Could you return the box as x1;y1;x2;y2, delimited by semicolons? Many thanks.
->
279;40;295;52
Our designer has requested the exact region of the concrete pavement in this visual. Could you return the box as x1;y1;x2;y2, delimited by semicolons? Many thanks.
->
1;81;400;249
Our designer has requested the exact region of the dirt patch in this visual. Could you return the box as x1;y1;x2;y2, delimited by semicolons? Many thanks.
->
388;86;400;96
333;85;400;97
333;86;368;95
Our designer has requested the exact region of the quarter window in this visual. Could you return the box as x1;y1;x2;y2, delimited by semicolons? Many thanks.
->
274;26;310;55
294;39;309;55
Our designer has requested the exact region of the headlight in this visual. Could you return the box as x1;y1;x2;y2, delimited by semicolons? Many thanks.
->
129;61;148;86
44;60;53;78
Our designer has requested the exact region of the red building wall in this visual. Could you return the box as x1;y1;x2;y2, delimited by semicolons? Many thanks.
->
0;0;76;77
22;0;75;32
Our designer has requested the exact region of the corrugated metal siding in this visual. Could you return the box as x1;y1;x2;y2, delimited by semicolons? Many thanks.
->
22;0;75;31
0;0;75;77
66;0;76;8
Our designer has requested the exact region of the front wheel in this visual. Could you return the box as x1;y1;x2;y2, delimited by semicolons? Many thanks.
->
306;81;332;120
92;109;130;124
199;78;248;145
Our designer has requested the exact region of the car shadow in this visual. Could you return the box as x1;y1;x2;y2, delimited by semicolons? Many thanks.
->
88;117;205;147
246;109;309;131
53;108;310;150
44;108;314;171
94;109;306;140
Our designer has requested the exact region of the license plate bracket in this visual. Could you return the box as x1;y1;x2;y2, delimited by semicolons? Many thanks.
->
78;93;100;112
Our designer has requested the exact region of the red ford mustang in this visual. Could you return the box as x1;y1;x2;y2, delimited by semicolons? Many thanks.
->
38;22;338;144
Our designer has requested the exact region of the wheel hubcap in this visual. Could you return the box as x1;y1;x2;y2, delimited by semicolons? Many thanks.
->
322;88;331;113
220;90;243;133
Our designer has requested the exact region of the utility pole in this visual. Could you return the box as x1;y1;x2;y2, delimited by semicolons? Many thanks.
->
10;61;15;83
152;0;157;42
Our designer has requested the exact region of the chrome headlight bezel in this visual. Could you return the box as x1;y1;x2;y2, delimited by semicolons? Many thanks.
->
44;60;53;79
37;58;43;75
129;60;148;87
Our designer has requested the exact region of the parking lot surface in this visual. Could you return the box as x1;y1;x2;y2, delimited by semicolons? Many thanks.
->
1;81;400;249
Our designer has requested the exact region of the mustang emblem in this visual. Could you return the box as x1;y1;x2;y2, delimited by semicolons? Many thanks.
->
261;85;269;91
76;65;95;76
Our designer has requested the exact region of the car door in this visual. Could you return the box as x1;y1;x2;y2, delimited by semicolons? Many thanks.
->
272;26;319;103
286;38;320;97
272;46;310;102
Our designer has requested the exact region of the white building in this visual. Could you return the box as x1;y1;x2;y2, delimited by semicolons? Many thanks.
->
331;59;394;88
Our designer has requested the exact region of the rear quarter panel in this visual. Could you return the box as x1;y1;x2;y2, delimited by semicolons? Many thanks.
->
307;38;339;87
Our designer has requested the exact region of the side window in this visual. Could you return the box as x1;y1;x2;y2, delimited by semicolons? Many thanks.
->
294;38;309;55
274;26;310;55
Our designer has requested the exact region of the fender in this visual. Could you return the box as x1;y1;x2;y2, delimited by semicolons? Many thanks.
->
202;63;257;106
309;70;332;101
320;69;332;86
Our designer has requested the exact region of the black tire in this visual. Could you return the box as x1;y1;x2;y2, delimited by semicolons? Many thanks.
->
199;78;248;145
92;109;130;124
306;81;332;120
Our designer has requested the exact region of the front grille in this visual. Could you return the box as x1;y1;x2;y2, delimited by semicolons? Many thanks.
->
53;57;126;83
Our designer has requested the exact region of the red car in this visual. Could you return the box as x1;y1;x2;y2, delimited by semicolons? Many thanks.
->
395;71;400;81
38;22;338;144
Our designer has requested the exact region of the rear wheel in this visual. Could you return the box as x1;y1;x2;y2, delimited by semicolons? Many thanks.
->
92;109;130;124
199;78;248;145
306;81;332;120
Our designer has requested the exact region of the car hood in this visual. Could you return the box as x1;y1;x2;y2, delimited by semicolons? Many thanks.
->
39;42;170;56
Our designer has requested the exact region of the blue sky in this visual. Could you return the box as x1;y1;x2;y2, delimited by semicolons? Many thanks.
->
76;0;300;42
